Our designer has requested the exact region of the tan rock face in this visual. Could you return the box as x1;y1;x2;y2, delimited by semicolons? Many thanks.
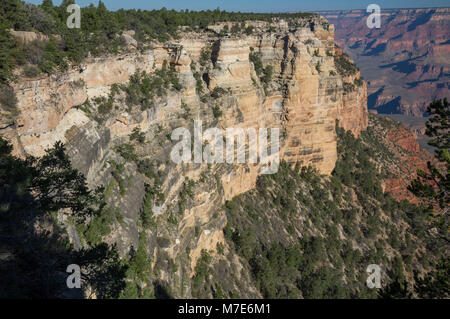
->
3;20;368;281
337;75;368;138
6;20;368;171
12;76;87;135
6;52;155;156
9;29;49;44
7;23;367;168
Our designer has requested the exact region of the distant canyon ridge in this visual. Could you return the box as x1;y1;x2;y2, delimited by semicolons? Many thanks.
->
318;7;450;116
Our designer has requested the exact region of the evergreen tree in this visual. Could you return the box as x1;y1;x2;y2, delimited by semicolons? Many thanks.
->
409;98;449;209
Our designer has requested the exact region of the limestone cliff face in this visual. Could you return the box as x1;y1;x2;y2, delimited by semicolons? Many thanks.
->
4;20;367;168
4;52;155;156
1;18;368;297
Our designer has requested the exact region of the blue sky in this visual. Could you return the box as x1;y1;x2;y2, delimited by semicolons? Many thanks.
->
25;0;450;12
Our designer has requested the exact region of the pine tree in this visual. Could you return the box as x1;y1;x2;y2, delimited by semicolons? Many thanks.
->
409;98;449;209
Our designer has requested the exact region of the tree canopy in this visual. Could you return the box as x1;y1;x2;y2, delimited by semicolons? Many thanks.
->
0;0;318;84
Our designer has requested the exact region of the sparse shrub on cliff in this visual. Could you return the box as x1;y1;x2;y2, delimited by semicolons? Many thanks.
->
140;184;158;230
95;95;114;115
130;127;146;144
216;242;225;254
122;66;182;111
343;82;355;93
251;77;258;87
334;53;359;76
230;24;241;34
23;64;40;77
115;143;138;162
109;161;128;197
181;102;192;119
23;39;46;66
192;249;212;295
178;177;195;214
194;72;204;94
261;65;273;85
250;51;273;89
210;86;227;99
245;26;254;35
39;37;67;74
315;61;321;73
354;77;364;87
83;205;122;245
212;104;223;118
190;61;197;72
199;46;211;67
219;25;229;37
0;23;23;82
78;99;93;116
249;51;263;75
157;33;170;43
0;84;18;114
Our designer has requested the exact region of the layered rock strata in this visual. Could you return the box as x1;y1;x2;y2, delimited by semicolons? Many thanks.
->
0;18;368;297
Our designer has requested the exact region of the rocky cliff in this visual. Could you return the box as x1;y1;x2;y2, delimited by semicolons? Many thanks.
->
0;18;368;297
319;8;450;116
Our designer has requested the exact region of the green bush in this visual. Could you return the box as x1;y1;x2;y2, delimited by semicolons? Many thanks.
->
334;53;359;76
192;249;212;286
130;127;146;144
249;52;273;87
194;72;203;94
0;84;17;113
23;64;40;77
199;47;211;66
230;24;241;34
354;77;364;87
261;65;273;84
122;66;182;110
0;24;23;82
249;51;263;76
244;26;254;35
115;143;138;162
39;38;67;74
210;86;227;99
212;105;223;118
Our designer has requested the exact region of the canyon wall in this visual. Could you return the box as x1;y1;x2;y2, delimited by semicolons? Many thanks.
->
0;18;368;297
319;8;450;116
